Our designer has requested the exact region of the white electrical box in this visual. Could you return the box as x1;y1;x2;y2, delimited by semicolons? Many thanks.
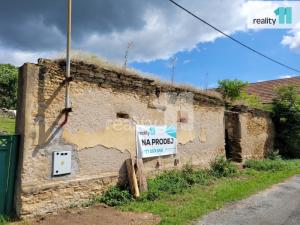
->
52;151;72;176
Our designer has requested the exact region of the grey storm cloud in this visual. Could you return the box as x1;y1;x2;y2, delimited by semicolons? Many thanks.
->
0;0;169;51
0;0;251;65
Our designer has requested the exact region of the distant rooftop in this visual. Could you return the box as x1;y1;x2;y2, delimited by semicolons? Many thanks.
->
246;76;300;103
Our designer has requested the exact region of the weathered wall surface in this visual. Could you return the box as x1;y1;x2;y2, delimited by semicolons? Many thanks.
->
239;110;274;160
225;106;274;162
16;59;225;217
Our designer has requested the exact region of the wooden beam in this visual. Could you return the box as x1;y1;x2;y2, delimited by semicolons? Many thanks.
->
136;158;148;192
126;158;140;198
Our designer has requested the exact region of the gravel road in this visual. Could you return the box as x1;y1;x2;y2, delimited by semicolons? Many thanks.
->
195;174;300;225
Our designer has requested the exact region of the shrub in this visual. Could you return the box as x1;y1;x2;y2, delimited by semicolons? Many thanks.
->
272;85;300;158
100;186;133;206
182;164;210;185
0;64;18;109
210;156;238;177
181;164;197;185
244;159;287;171
218;79;248;102
237;91;264;109
149;170;189;195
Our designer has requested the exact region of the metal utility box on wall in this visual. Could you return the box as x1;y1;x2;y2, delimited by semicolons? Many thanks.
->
52;151;72;176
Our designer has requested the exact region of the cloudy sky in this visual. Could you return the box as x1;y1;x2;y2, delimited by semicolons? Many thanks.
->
1;0;300;87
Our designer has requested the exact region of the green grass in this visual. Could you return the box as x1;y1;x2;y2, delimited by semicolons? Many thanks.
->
100;160;237;207
0;117;15;134
0;215;9;225
120;160;300;225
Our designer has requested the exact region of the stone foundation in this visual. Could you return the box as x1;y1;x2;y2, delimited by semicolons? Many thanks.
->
20;174;122;217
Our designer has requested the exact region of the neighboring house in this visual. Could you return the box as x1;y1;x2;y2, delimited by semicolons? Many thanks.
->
246;76;300;104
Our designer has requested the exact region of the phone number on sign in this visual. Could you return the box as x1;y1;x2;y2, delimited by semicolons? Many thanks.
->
144;148;164;154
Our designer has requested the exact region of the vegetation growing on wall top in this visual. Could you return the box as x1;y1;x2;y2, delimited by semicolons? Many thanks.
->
218;79;263;109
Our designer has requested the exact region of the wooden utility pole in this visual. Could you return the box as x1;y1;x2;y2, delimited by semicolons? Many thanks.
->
65;0;72;110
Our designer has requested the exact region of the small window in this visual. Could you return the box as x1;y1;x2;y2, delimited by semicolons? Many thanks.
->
116;112;130;119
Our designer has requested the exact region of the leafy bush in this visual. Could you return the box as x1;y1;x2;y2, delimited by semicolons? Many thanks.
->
210;156;238;177
218;79;248;102
100;186;133;206
244;159;287;171
237;91;264;109
272;85;300;158
0;64;18;109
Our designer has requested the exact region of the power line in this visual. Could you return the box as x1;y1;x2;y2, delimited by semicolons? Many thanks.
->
167;0;300;74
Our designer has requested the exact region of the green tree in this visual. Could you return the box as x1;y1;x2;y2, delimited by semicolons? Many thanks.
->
0;64;18;109
272;85;300;158
218;79;248;102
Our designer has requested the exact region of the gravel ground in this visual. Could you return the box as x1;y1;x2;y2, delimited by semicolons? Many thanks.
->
16;205;160;225
195;174;300;225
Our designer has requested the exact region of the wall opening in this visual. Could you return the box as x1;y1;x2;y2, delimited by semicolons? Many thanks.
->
225;129;232;160
224;111;242;162
116;112;130;119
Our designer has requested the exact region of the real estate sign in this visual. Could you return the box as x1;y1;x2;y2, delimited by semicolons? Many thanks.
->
136;125;177;158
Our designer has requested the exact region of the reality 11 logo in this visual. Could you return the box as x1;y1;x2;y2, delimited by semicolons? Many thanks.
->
274;7;292;24
149;127;155;135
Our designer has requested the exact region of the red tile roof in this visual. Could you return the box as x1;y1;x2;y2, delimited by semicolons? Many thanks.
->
246;76;300;103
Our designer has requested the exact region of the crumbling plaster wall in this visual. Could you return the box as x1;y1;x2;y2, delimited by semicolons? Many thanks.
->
63;87;225;170
16;59;225;217
225;106;274;162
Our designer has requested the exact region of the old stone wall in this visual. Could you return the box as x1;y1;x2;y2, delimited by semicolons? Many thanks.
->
15;59;226;217
239;109;274;160
225;106;274;162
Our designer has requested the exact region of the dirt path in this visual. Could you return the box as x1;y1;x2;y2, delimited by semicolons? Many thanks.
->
19;205;160;225
195;174;300;225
